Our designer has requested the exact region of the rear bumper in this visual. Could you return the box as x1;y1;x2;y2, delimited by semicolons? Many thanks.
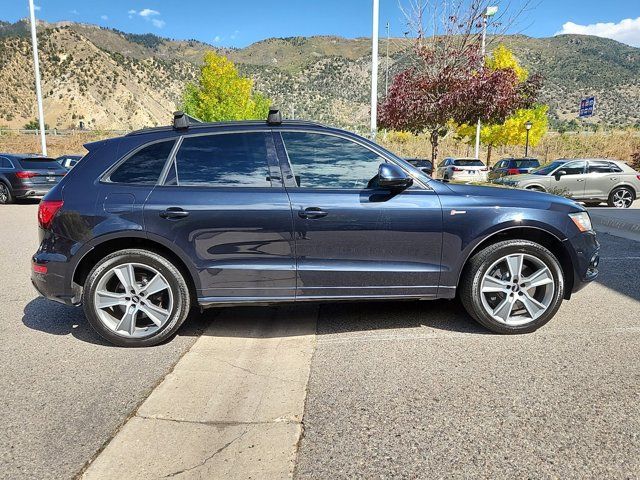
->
31;230;83;306
14;184;54;198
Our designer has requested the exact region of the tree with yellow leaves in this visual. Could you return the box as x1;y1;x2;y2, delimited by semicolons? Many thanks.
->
457;44;548;165
182;51;271;121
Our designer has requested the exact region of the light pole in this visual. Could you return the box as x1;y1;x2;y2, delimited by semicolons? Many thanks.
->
385;21;390;96
524;120;532;157
370;0;379;141
474;5;498;160
28;0;47;156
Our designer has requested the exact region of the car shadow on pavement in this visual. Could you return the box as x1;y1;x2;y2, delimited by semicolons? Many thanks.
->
22;297;209;346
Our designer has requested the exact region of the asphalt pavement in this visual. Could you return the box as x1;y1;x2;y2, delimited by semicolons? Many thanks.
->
296;232;640;479
0;203;203;480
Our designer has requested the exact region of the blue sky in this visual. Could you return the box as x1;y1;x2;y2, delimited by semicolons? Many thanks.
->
4;1;640;47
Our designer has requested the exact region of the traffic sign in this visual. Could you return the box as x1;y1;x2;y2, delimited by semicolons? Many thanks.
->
579;96;595;118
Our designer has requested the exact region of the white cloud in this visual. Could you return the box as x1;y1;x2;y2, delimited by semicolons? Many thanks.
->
101;15;109;21
151;19;165;28
213;35;221;42
556;16;640;47
128;9;137;14
70;9;79;15
139;8;160;17
34;4;41;11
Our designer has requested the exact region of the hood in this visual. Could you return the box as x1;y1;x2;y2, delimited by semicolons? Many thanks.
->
443;182;583;213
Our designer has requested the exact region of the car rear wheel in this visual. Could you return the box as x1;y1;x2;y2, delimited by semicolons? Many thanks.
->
83;249;191;347
460;240;564;334
607;186;634;208
0;182;13;204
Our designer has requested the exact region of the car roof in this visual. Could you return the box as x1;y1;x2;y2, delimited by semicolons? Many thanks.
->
0;153;51;160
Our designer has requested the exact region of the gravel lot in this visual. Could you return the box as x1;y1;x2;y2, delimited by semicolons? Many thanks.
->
0;203;203;480
296;232;640;479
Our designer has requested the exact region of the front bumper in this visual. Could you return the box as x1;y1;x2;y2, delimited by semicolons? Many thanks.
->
565;230;600;294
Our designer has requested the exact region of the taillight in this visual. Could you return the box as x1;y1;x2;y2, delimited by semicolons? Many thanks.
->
32;263;47;274
452;167;464;172
507;168;520;175
38;200;64;229
637;175;640;181
16;171;37;179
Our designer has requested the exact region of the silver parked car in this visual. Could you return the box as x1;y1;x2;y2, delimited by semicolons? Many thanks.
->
494;158;640;208
437;157;488;182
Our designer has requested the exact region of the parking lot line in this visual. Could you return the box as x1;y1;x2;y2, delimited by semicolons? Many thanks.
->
82;305;317;479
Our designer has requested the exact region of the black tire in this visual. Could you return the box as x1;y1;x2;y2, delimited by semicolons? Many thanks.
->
83;249;191;347
460;240;565;334
607;186;634;208
0;182;13;204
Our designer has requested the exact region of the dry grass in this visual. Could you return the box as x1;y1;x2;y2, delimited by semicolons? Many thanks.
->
2;129;639;166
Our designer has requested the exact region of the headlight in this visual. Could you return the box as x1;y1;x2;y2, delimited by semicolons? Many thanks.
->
569;212;593;232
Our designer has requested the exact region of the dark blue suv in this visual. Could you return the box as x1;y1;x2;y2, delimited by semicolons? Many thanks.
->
32;112;600;346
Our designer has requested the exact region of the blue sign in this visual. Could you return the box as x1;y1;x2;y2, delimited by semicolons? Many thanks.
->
579;96;595;118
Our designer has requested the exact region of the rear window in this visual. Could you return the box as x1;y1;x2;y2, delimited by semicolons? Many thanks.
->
18;158;64;170
109;140;175;184
454;159;484;166
513;159;540;168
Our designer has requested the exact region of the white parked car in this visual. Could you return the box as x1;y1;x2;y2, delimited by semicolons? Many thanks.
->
437;157;488;182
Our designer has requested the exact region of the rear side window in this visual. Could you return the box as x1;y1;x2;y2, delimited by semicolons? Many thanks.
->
588;161;622;173
174;133;271;187
514;160;539;168
110;140;175;184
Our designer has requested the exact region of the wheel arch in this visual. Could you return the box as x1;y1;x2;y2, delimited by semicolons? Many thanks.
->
457;226;575;300
72;233;200;300
611;183;637;199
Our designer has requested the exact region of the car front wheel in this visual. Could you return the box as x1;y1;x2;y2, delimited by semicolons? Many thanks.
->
0;182;13;204
83;249;191;347
460;240;564;334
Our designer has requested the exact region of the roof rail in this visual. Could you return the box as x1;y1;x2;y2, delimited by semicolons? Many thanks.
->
267;108;282;126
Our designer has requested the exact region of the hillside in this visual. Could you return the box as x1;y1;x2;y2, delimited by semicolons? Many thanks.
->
0;20;638;131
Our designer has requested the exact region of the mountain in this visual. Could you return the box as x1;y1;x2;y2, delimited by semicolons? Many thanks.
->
0;20;638;131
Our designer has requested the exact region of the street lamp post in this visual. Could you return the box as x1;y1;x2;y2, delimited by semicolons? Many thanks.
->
524;120;532;157
370;0;380;141
474;5;498;160
28;0;47;156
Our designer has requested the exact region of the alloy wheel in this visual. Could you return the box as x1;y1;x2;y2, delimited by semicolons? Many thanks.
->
93;262;174;338
479;253;555;326
0;184;8;204
612;189;633;208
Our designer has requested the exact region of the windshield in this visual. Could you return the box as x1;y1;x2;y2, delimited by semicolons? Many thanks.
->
19;159;65;170
514;159;540;168
454;159;484;166
531;161;565;176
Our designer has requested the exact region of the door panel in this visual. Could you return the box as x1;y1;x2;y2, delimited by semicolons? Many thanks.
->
144;131;295;301
552;161;587;198
288;188;443;298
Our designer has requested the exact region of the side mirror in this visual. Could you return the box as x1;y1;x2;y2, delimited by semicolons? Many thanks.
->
378;163;413;190
554;170;566;181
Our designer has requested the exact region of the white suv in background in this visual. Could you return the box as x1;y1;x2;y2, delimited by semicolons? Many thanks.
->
437;157;488;182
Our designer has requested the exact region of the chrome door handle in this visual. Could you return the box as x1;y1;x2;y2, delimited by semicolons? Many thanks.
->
159;207;190;219
298;207;328;219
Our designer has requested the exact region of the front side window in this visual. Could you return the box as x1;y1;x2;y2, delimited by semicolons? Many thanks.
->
560;161;586;176
174;133;271;187
110;140;175;184
281;132;384;189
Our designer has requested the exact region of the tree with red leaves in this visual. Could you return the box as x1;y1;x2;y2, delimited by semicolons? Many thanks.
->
379;47;541;163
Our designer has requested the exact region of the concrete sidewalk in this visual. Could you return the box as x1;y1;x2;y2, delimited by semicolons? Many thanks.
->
82;306;317;479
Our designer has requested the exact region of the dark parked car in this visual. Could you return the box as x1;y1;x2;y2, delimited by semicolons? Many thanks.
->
32;111;600;347
0;154;67;204
488;157;540;181
406;158;433;176
56;154;83;170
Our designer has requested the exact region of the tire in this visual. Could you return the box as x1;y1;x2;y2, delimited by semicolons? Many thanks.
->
0;182;13;204
607;186;634;208
460;240;565;334
83;249;191;347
